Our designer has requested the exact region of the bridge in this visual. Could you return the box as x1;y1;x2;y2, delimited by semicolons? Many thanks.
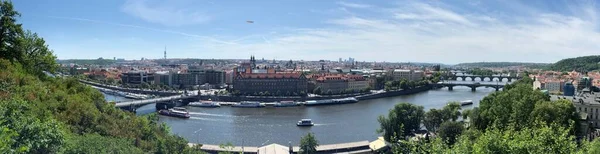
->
115;93;198;111
446;75;521;82
432;82;505;91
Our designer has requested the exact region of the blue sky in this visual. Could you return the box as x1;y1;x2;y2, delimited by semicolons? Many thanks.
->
11;0;600;64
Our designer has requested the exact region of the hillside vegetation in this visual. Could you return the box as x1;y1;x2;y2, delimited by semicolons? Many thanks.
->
549;55;600;72
455;62;550;68
0;1;201;153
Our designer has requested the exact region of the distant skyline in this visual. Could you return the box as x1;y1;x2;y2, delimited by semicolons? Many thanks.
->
12;0;600;64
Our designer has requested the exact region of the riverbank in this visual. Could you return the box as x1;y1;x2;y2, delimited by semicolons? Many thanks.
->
196;85;432;102
192;139;373;154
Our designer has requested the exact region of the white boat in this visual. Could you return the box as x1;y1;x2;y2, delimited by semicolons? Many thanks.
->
158;107;190;118
460;100;473;106
305;97;359;106
232;101;265;108
297;119;314;126
189;101;221;108
274;101;300;107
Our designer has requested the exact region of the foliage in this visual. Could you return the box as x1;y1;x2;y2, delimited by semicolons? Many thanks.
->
313;86;322;95
466;68;496;76
0;2;203;153
64;134;144;154
378;103;425;141
437;121;464;145
299;132;319;154
455;62;550;69
549;55;600;72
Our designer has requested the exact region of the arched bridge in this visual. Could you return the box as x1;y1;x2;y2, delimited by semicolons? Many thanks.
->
446;75;521;82
432;82;505;91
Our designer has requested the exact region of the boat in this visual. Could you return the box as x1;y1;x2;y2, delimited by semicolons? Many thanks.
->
189;101;221;108
297;119;314;126
305;97;359;106
274;101;300;107
232;101;265;108
158;107;190;118
460;100;473;106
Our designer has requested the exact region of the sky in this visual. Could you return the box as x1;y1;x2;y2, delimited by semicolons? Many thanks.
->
10;0;600;64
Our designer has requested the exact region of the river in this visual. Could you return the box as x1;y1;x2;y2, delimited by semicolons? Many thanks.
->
104;79;506;146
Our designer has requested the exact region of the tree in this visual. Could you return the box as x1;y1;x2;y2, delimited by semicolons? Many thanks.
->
423;109;444;132
218;142;235;154
16;30;58;76
299;133;319;154
437;121;464;145
378;103;425;141
442;102;461;121
399;80;408;90
313;87;322;95
0;1;24;62
326;89;332;95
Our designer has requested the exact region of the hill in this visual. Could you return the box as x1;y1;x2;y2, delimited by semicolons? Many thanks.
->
548;55;600;72
0;1;202;153
454;62;550;68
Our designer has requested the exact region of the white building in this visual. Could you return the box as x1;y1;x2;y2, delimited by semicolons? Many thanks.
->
391;69;424;81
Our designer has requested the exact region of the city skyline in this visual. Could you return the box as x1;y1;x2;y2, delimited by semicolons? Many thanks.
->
12;0;600;63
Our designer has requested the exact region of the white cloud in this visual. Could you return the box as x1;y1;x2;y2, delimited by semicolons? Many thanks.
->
337;1;372;9
121;0;211;27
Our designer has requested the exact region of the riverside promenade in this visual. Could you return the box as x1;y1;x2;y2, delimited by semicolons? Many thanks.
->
191;138;385;154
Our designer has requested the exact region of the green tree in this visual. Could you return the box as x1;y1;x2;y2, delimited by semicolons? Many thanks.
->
0;1;24;62
423;108;444;132
299;132;319;154
17;30;58;76
399;80;408;90
378;103;425;141
437;121;464;145
218;142;235;154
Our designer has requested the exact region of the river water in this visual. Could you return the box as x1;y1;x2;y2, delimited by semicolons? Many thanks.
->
104;79;506;146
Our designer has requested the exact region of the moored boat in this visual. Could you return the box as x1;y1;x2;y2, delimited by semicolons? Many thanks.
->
158;107;190;118
274;101;300;107
189;101;221;108
305;97;359;106
297;119;314;127
232;101;265;108
460;100;473;106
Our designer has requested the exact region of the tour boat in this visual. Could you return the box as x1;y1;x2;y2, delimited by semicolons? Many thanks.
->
158;107;190;118
297;119;314;127
305;97;359;106
189;101;221;108
274;101;300;107
232;101;265;108
460;100;473;106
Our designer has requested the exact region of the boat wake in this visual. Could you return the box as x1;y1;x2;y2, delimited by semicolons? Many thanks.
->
189;117;232;122
188;112;247;118
313;123;335;126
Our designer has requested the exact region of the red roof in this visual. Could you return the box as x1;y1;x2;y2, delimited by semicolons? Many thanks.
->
238;73;303;79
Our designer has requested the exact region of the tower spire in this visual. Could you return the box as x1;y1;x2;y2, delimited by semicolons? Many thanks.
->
164;46;167;60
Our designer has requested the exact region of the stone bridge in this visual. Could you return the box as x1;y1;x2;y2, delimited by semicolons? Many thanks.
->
446;75;521;82
432;82;505;91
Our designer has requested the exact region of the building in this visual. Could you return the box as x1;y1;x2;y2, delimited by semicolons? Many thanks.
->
172;73;198;88
579;76;594;91
390;69;424;81
121;71;154;85
310;74;370;94
533;80;545;90
553;93;600;128
564;82;575;96
314;75;347;94
346;75;369;92
205;70;225;85
233;73;308;96
545;81;564;93
154;71;172;86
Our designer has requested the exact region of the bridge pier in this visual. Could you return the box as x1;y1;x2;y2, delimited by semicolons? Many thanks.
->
448;86;453;91
461;78;465;81
495;87;500;91
471;87;476;92
471;78;475;81
507;78;512;82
